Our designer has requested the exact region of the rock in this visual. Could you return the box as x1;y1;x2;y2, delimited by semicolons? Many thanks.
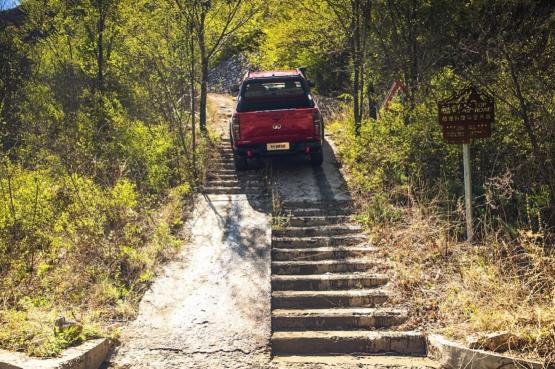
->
208;53;250;94
107;321;124;331
467;331;518;352
54;316;83;336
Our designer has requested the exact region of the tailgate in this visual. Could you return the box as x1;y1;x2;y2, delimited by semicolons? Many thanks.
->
237;108;316;144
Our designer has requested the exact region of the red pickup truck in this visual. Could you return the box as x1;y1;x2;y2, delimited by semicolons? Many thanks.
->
229;69;324;170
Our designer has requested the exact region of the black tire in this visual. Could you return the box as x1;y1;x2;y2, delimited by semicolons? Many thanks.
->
234;155;248;171
310;151;324;166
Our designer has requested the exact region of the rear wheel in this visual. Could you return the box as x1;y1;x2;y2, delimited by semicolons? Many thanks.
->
234;154;248;171
310;151;324;166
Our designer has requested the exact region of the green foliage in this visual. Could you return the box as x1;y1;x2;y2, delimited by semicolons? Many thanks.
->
0;161;189;355
0;0;204;356
251;0;348;93
0;306;105;357
329;63;553;239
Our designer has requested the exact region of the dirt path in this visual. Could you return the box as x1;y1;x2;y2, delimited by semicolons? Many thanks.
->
207;93;235;137
107;95;272;368
107;193;271;369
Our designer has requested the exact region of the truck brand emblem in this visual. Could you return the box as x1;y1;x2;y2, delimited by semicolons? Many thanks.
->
272;124;282;130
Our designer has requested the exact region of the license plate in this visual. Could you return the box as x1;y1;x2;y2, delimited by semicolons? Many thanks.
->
267;142;290;151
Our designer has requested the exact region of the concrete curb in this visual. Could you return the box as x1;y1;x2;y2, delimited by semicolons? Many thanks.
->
0;338;112;369
427;334;551;369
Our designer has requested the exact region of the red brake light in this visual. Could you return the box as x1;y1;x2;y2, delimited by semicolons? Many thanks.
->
232;114;240;140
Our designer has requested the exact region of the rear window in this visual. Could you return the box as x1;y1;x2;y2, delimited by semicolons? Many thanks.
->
237;78;313;112
244;80;305;98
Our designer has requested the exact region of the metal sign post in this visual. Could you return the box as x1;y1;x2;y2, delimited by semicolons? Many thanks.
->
462;143;473;241
438;86;494;242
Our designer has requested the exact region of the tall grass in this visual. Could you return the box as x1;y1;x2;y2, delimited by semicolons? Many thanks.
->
327;98;555;364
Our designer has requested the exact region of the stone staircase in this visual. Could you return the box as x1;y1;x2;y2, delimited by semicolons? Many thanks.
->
203;141;266;195
270;200;432;364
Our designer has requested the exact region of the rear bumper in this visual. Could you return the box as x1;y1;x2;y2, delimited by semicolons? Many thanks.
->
233;140;322;158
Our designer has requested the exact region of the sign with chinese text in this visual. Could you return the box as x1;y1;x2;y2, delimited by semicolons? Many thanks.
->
438;86;494;144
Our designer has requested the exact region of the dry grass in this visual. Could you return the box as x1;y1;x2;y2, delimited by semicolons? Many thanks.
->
323;103;555;365
354;188;555;364
270;192;292;231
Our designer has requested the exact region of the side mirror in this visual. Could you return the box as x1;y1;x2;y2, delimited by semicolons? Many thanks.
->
307;80;315;88
231;85;240;94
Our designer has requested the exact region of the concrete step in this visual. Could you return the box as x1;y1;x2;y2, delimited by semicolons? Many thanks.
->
207;173;262;180
213;167;264;178
207;180;264;187
281;200;354;210
272;235;368;248
272;289;388;308
271;273;388;290
271;308;408;330
207;175;240;181
272;246;376;261
280;207;353;217
213;163;234;168
271;330;426;356
272;259;375;275
211;168;238;175
206;180;240;187
214;163;236;170
203;186;266;195
273;224;363;238
271;354;438;368
285;215;354;227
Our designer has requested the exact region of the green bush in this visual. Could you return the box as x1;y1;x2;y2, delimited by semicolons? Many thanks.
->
329;69;552;239
0;158;191;355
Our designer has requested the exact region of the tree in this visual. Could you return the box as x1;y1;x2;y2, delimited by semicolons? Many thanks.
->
448;0;555;219
254;0;348;94
324;0;372;135
0;7;28;154
175;0;262;133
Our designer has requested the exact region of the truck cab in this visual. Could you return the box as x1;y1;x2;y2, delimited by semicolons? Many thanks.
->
230;69;324;170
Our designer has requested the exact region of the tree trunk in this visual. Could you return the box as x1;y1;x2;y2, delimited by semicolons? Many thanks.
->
190;12;197;177
353;60;360;135
351;0;361;136
96;1;105;93
95;0;108;147
196;9;208;135
506;53;555;208
408;0;417;110
199;56;208;135
368;82;377;119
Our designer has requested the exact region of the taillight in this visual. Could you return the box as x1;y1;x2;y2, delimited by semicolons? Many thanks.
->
313;111;322;137
232;114;240;140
